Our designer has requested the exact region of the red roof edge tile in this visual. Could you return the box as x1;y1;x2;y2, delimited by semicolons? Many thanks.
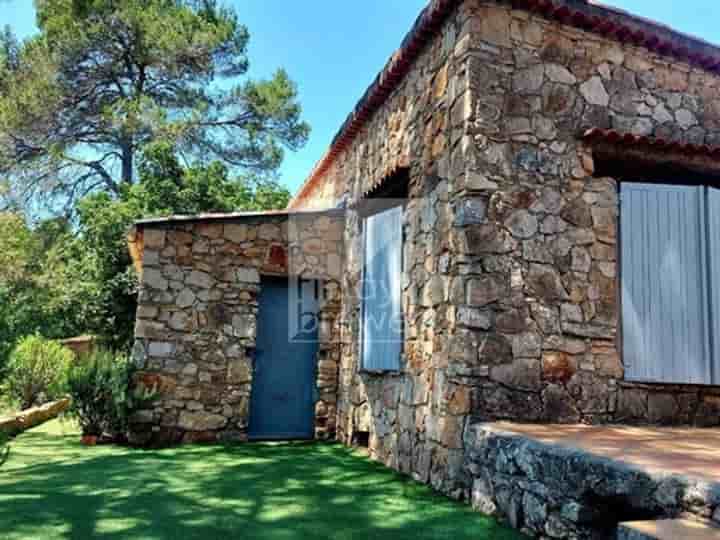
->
289;0;720;209
582;128;720;157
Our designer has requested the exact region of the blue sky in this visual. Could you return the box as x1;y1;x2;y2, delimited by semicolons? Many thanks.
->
3;1;720;195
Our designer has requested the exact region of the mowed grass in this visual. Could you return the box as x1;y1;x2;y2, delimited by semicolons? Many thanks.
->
0;420;523;540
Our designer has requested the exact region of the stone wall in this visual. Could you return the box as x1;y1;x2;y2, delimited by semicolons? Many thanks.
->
288;0;720;498
451;0;720;427
126;0;720;511
128;212;344;446
327;2;478;498
464;423;720;539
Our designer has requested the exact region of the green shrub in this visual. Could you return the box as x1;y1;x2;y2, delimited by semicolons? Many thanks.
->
67;349;155;439
5;335;73;410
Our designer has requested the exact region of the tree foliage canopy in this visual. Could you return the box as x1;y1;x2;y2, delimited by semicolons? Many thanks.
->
0;145;290;371
0;0;309;212
68;143;291;349
0;213;78;368
0;1;300;368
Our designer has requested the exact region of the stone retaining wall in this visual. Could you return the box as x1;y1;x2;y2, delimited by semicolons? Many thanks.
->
464;423;720;539
128;212;344;446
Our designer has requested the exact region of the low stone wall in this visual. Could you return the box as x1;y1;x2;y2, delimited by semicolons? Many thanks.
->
464;423;720;539
0;399;71;437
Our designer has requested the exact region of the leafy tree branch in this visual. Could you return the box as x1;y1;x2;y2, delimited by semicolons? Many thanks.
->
0;0;309;213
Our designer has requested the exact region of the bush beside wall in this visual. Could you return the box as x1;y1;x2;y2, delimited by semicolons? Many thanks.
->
5;335;73;410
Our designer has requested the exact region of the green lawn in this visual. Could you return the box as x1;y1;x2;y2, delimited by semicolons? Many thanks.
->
0;420;522;540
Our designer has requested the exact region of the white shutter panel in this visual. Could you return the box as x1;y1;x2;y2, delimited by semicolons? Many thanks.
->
621;183;710;384
361;206;403;371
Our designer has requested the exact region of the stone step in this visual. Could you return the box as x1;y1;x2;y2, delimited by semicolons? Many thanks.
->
618;519;720;540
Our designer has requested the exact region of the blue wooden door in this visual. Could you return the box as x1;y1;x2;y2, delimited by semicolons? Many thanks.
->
249;278;319;440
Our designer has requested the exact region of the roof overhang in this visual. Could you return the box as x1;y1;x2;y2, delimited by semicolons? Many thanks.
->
583;128;720;159
583;128;720;178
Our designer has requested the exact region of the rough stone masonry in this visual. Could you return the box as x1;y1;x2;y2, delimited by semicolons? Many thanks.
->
130;0;720;530
128;212;344;446
290;0;720;499
464;423;720;539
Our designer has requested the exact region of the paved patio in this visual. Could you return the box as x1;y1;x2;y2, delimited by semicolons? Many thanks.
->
490;422;720;484
619;518;720;540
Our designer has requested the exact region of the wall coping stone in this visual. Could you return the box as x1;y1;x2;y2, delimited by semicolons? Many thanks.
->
135;208;345;227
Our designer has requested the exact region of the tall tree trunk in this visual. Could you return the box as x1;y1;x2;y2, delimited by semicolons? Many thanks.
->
121;140;133;184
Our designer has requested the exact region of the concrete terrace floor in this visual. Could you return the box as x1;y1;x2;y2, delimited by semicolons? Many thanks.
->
0;420;522;540
490;422;720;484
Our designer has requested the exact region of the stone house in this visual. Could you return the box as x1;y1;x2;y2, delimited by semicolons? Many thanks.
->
130;0;720;505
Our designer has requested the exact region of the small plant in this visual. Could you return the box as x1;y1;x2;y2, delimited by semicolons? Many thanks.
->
67;349;155;441
5;335;73;410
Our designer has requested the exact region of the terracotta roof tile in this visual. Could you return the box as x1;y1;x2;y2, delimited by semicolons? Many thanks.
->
583;128;720;158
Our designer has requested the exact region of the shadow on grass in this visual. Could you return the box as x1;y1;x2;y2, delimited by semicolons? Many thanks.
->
0;422;523;540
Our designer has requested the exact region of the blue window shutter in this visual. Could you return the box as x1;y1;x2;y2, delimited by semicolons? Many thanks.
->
621;183;710;384
361;206;403;371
